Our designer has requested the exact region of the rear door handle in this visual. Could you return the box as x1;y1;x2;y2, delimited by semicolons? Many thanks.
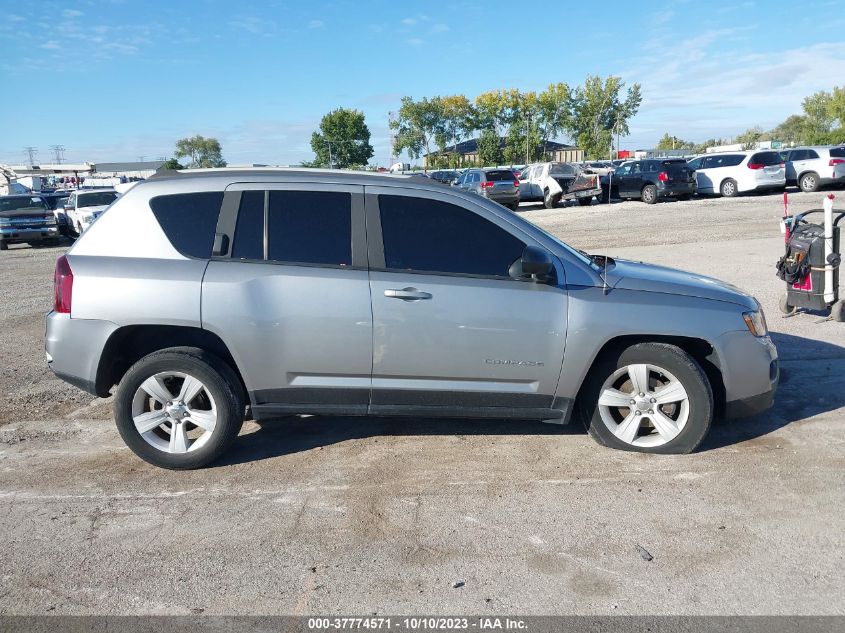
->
384;287;432;301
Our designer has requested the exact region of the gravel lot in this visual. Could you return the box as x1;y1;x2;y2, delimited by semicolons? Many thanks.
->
1;189;843;615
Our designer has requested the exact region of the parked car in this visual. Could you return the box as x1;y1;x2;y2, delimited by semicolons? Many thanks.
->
45;168;778;468
0;194;60;250
63;188;118;235
781;146;845;192
429;170;460;185
686;151;785;197
582;161;616;177
602;159;696;204
455;168;520;210
39;190;72;235
519;162;601;208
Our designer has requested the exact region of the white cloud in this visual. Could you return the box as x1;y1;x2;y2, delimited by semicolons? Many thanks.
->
308;20;324;29
9;14;26;22
40;41;61;50
406;38;424;47
228;16;276;36
62;9;83;18
431;23;449;33
401;17;417;25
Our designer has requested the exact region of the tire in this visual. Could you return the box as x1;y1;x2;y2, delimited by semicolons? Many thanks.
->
678;195;692;201
577;342;713;454
720;178;738;198
578;197;593;207
114;347;245;469
641;184;657;204
0;241;7;251
778;293;794;315
799;172;820;193
509;201;520;211
543;190;557;209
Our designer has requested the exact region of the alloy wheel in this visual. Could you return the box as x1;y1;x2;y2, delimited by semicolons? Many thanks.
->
597;363;689;448
130;371;218;453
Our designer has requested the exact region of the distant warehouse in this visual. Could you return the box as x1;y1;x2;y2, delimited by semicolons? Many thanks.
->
423;138;583;167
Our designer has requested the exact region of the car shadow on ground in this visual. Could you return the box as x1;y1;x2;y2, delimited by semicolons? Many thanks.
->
217;332;845;466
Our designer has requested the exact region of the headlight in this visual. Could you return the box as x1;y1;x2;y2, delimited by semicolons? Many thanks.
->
743;309;768;337
43;214;57;225
82;214;94;223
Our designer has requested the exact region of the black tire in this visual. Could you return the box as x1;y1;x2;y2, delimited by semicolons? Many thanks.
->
641;184;658;204
114;347;245;469
0;240;7;251
778;293;794;315
577;342;713;454
543;190;557;209
720;178;738;198
799;172;820;193
578;196;593;207
678;194;692;201
509;201;520;211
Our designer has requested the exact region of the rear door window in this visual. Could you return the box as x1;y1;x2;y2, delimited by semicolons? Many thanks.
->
266;190;352;266
378;195;525;277
150;191;224;258
231;190;265;260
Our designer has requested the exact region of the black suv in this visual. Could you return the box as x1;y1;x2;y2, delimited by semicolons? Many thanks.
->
602;159;696;204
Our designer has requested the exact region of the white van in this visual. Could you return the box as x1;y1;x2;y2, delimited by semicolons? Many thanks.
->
687;151;785;197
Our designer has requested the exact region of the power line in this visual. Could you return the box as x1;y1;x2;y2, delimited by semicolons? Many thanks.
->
49;145;66;164
23;147;38;165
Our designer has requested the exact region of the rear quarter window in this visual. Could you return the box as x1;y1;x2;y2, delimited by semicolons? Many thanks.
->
749;152;782;167
149;191;224;259
830;147;845;158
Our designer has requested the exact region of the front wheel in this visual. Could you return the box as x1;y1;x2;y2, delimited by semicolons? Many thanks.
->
720;178;738;197
799;172;820;193
578;196;593;207
0;240;7;251
114;348;245;469
578;343;713;454
641;184;657;204
543;190;558;209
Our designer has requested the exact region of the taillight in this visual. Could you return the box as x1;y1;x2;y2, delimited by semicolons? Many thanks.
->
513;180;520;187
658;171;669;182
747;163;764;170
480;181;494;188
831;158;845;166
54;255;73;314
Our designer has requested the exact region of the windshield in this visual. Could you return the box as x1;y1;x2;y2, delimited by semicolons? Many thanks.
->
0;197;46;213
549;163;575;176
78;192;117;208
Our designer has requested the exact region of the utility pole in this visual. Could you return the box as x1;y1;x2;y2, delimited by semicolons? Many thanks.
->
525;111;533;165
23;147;37;166
325;140;333;169
49;145;66;164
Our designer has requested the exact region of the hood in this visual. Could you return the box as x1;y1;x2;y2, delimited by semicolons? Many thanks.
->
605;258;758;310
0;208;49;219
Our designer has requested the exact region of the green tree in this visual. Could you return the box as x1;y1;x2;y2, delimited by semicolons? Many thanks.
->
174;135;226;168
655;133;693;150
160;158;184;170
768;114;808;145
391;96;445;164
536;83;573;146
476;128;502;166
310;108;374;169
802;91;834;133
736;126;765;150
569;76;642;160
827;86;845;128
434;95;474;167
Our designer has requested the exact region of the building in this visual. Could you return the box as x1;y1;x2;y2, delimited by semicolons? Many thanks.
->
424;138;583;167
93;160;165;179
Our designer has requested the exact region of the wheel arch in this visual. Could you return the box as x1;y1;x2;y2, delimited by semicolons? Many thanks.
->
95;324;247;401
575;334;726;417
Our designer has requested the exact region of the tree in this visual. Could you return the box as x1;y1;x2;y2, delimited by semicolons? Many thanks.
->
434;95;474;167
174;135;226;168
768;115;808;145
826;86;845;128
160;158;184;170
536;83;573;148
736;126;765;150
476;128;502;166
569;76;642;160
655;133;693;150
310;108;374;169
391;97;445;164
802;91;834;133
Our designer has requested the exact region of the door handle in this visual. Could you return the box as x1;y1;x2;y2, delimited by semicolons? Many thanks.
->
384;287;432;301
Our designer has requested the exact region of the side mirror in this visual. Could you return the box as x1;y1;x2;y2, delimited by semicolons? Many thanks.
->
452;178;460;186
509;245;554;282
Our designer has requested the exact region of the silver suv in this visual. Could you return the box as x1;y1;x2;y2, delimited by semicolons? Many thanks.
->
45;169;778;469
782;146;845;192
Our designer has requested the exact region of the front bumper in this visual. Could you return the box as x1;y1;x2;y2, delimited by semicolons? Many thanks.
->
718;331;779;419
1;225;59;242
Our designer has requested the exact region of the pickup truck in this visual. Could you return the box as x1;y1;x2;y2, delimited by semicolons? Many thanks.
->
0;195;60;250
519;162;602;208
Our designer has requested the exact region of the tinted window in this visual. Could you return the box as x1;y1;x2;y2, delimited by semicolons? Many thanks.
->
806;149;820;159
663;160;689;174
750;152;782;167
379;195;525;277
267;190;351;266
485;169;516;181
150;191;223;258
77;191;117;207
0;197;48;212
232;190;264;260
549;163;575;176
687;158;702;170
830;147;845;158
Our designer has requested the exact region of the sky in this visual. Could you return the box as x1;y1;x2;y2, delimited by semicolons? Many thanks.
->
1;0;844;167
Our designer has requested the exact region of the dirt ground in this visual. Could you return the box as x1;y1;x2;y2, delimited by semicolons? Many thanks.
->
0;189;843;615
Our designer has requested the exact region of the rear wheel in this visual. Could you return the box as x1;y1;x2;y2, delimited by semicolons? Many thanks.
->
799;172;820;193
114;348;245;469
578;342;713;454
641;184;657;204
720;178;738;197
509;201;520;211
578;197;593;207
543;190;557;209
0;240;7;251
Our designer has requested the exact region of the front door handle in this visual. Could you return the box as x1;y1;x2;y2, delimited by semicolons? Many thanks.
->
384;287;432;301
